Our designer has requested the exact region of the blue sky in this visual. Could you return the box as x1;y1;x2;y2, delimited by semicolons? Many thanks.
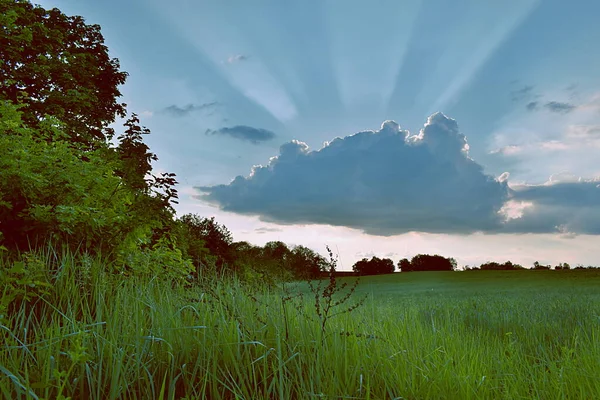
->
39;0;600;269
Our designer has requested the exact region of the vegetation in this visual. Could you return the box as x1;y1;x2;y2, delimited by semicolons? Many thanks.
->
352;256;395;275
2;252;600;399
399;254;457;272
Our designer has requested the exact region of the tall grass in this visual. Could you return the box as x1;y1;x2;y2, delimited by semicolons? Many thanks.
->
1;251;599;399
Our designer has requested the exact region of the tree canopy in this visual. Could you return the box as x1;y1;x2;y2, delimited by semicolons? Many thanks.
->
352;256;395;275
0;0;127;146
399;254;456;272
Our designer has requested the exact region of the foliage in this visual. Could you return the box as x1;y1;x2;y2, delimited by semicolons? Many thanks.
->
176;214;231;273
479;260;524;270
307;246;366;343
352;256;395;275
0;101;141;253
2;255;600;399
533;261;551;270
0;0;128;146
0;251;52;320
288;244;328;279
401;253;456;272
119;237;193;283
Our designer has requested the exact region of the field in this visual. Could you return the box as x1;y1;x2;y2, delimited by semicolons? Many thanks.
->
2;258;600;399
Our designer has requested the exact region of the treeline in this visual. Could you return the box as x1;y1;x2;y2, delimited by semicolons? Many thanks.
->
465;261;598;271
350;256;598;276
350;254;456;275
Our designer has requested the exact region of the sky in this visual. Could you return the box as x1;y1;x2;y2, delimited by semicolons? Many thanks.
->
38;0;600;270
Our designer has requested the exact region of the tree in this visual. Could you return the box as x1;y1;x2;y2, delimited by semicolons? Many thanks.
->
0;101;140;253
352;256;395;275
0;0;128;146
479;261;524;270
288;245;328;279
398;258;411;272
533;261;550;270
404;254;455;272
176;215;233;271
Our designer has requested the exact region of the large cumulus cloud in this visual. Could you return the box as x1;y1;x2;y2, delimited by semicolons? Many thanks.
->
197;113;512;235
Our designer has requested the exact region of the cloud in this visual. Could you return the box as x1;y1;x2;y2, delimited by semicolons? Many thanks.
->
510;85;535;102
254;227;283;234
526;101;539;111
506;177;600;235
205;125;276;144
226;54;250;64
517;87;597;114
578;93;600;113
197;113;512;235
490;125;600;157
162;102;219;117
489;145;524;156
567;124;600;139
544;101;576;114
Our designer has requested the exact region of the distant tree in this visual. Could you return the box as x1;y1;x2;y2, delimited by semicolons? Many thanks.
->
479;261;524;270
177;215;233;271
352;256;395;275
289;245;328;279
554;262;571;270
398;258;411;272
533;261;550;270
263;241;291;263
448;257;458;270
407;254;455;272
0;0;128;146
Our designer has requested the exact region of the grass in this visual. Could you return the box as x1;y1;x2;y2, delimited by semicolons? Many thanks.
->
2;253;600;399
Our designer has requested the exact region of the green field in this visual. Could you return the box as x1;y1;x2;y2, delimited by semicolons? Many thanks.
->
2;259;600;399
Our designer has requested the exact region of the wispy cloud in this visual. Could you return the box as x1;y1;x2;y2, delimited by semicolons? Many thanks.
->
526;101;539;111
162;102;219;117
205;125;276;144
567;124;600;139
226;54;250;64
511;85;535;101
490;144;524;155
254;227;283;234
544;101;576;114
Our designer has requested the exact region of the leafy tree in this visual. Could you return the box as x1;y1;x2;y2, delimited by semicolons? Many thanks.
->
260;241;293;278
176;215;233;272
554;262;570;270
0;101;141;253
479;261;524;270
116;114;157;191
533;261;550;270
403;254;455;272
398;258;411;272
0;0;127;146
352;256;395;275
288;245;328;279
0;2;188;282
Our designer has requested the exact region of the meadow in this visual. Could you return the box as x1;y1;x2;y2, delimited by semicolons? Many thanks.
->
2;253;600;399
